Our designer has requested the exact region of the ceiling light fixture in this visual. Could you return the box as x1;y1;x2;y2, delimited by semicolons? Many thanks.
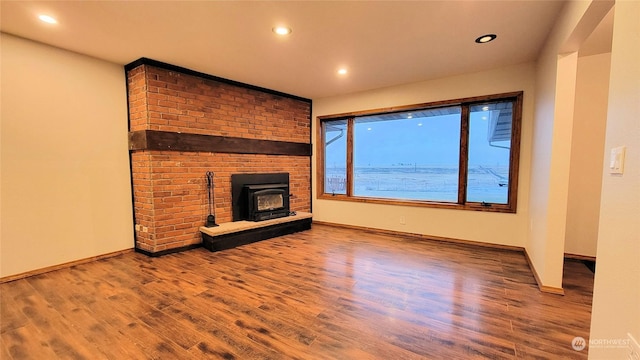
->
475;34;497;44
273;26;292;35
337;68;348;75
38;14;58;24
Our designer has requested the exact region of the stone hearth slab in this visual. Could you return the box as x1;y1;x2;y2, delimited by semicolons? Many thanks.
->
200;212;312;252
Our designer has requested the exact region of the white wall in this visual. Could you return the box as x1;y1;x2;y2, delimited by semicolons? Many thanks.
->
527;0;613;289
565;53;610;257
312;63;535;248
589;1;640;358
0;34;134;278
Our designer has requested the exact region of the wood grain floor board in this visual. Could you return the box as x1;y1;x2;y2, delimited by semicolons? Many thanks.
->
25;271;154;359
17;289;101;359
2;323;60;360
177;289;301;359
162;301;267;360
0;335;15;360
0;282;30;334
0;224;594;359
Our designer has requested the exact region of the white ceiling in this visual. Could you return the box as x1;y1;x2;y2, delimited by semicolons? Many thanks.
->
1;1;570;100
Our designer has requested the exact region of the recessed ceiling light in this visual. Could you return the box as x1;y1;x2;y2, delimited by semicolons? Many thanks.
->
38;14;58;24
475;34;497;44
273;26;292;35
337;68;348;75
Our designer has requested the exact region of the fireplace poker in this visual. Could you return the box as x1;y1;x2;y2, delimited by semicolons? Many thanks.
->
205;171;219;227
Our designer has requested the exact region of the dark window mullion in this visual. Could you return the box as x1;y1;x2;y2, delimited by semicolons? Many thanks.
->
319;121;327;196
507;96;522;210
458;105;470;204
346;117;355;196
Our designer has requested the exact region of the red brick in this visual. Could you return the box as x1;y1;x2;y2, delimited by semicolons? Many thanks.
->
128;64;310;253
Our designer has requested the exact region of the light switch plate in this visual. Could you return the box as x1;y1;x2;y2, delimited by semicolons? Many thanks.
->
609;146;626;174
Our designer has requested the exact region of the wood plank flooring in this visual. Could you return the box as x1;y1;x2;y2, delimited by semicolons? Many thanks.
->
0;224;594;359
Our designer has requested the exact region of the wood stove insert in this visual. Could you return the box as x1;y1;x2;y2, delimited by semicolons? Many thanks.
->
232;173;291;222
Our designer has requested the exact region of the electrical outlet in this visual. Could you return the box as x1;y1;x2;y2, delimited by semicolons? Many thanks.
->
400;216;406;225
135;224;141;231
628;333;640;360
142;226;148;233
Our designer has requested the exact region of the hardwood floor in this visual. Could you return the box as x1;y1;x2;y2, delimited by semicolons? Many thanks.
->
1;224;594;359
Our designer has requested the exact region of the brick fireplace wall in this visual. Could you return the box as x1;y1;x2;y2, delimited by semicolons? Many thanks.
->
126;59;311;255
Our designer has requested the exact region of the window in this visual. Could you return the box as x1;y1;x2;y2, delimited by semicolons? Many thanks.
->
324;120;347;195
317;92;522;213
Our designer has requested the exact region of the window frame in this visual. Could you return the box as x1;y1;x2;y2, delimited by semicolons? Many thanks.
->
316;92;523;213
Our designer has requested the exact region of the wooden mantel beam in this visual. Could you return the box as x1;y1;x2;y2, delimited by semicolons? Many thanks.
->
129;130;312;157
